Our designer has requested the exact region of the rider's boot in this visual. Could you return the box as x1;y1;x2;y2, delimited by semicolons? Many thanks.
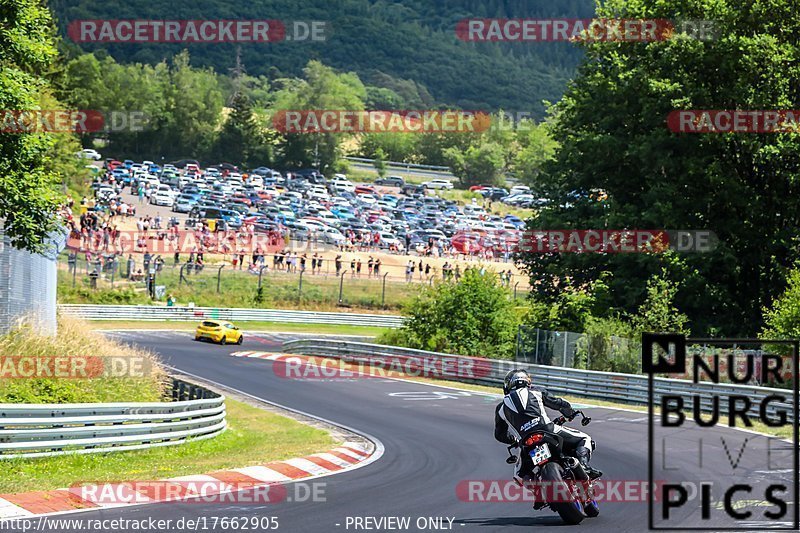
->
576;447;602;480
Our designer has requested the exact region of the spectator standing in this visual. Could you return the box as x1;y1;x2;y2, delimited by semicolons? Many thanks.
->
367;256;374;278
356;258;362;277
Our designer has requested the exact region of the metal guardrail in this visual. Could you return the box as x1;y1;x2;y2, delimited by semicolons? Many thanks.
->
345;156;451;173
0;378;226;459
282;340;794;419
59;304;405;328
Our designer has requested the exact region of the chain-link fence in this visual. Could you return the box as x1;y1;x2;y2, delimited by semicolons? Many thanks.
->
59;250;530;310
515;326;585;367
0;231;64;335
515;325;642;373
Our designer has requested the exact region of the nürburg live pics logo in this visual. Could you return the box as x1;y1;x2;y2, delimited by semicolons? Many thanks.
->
644;333;799;530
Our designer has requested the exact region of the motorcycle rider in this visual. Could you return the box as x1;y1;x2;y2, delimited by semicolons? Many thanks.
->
494;369;602;481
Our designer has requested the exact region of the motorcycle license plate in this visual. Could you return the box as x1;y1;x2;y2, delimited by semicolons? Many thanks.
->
529;443;551;465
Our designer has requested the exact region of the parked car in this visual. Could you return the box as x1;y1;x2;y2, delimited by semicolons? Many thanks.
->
481;187;509;200
375;176;405;187
422;179;454;190
173;194;198;213
150;190;175;207
77;148;102;160
402;184;426;196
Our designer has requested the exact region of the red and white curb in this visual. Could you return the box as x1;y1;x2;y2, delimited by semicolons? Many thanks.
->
230;351;289;360
0;442;374;519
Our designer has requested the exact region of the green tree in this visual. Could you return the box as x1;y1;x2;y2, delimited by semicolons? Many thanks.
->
0;0;65;251
632;271;689;335
518;0;800;335
359;131;418;163
524;275;612;332
272;61;366;173
512;119;558;189
372;147;388;178
214;91;272;168
60;51;223;160
162;52;223;158
444;141;506;188
762;267;800;341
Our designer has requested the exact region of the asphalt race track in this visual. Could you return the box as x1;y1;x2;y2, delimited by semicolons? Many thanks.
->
14;331;796;532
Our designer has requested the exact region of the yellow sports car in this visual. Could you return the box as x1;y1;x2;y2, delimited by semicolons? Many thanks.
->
194;320;243;345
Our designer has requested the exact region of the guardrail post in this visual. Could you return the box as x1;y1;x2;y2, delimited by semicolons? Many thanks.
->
338;270;348;304
381;272;389;307
563;332;569;367
216;265;225;293
513;281;519;300
535;328;540;363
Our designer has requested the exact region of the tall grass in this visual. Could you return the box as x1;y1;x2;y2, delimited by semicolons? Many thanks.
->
0;315;167;403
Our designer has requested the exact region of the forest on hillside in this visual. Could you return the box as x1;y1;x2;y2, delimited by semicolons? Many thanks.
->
50;0;595;116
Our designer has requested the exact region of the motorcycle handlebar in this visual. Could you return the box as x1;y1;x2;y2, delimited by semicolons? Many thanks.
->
555;410;592;427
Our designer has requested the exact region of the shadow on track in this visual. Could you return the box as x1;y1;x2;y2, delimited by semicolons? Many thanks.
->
456;515;568;527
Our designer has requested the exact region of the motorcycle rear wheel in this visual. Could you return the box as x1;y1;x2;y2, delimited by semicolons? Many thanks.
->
540;462;585;525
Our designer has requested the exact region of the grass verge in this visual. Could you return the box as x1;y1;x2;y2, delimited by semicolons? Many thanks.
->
88;320;388;337
0;316;166;403
57;266;416;312
0;398;335;493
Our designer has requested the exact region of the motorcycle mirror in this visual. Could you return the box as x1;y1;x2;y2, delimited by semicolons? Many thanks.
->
581;416;591;426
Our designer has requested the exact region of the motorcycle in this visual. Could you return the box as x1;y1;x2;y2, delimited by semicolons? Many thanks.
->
504;410;600;525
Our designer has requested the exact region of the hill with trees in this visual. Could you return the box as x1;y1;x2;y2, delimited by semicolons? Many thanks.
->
51;0;594;117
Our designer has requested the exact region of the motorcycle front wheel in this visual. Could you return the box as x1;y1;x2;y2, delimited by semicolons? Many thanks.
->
540;462;585;525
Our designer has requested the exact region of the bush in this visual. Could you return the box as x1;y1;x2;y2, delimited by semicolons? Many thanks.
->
632;271;689;335
763;267;800;340
381;268;518;358
574;316;640;373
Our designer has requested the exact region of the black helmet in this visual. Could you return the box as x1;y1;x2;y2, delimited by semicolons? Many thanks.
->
503;369;532;395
